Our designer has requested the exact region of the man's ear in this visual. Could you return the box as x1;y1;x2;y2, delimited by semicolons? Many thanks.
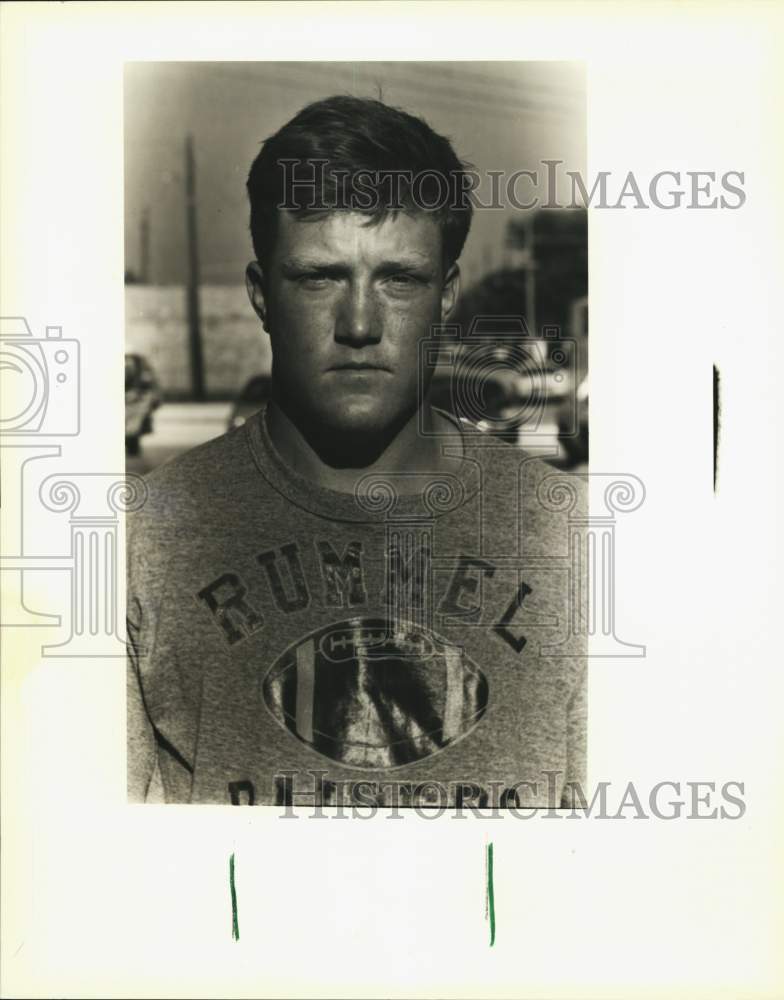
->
245;261;269;332
441;262;460;321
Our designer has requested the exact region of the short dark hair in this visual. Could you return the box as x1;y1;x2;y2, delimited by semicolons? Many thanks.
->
246;95;473;270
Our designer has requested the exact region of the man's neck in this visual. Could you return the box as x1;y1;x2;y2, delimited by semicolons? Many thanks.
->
264;401;464;495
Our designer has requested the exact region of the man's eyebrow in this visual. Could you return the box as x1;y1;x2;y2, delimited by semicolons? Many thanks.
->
375;255;436;272
278;255;329;270
279;253;434;271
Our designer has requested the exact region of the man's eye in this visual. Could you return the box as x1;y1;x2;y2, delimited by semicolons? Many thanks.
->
387;273;422;288
297;273;332;288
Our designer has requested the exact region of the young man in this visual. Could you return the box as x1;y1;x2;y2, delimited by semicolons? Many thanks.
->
127;96;586;809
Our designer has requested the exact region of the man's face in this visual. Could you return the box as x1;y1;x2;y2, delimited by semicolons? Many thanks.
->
246;210;458;438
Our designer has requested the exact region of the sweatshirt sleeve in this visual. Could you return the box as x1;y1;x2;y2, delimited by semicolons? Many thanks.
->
126;489;161;803
562;658;587;804
127;593;157;802
561;468;588;806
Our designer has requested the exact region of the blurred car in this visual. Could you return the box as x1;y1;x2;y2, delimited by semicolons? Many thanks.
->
125;353;161;455
557;375;588;466
227;373;272;430
429;342;572;442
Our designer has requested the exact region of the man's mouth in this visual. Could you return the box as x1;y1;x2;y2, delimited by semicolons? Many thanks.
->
328;362;391;372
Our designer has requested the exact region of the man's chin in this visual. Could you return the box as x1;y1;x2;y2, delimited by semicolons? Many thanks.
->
320;406;395;437
310;397;417;441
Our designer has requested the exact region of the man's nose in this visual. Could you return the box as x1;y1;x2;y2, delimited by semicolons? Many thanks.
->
334;281;381;346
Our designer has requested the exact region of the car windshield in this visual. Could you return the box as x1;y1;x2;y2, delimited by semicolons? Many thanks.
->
125;356;139;387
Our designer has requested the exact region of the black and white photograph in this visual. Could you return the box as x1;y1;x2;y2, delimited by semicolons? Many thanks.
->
124;61;590;809
2;4;783;998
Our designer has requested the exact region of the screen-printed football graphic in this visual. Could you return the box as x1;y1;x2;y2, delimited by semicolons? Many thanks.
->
262;617;488;769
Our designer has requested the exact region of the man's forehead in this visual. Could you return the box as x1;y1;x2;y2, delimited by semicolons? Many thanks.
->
273;209;443;263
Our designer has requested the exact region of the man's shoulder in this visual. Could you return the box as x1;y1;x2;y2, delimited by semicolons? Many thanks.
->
456;417;587;513
133;424;251;524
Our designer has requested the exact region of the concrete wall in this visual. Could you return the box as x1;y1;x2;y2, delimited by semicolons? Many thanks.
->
125;284;272;399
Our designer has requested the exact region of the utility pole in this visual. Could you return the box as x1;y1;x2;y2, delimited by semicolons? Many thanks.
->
139;206;150;284
525;219;537;337
184;133;206;401
503;216;537;336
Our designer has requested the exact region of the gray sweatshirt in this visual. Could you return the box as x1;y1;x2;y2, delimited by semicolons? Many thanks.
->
127;407;587;808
